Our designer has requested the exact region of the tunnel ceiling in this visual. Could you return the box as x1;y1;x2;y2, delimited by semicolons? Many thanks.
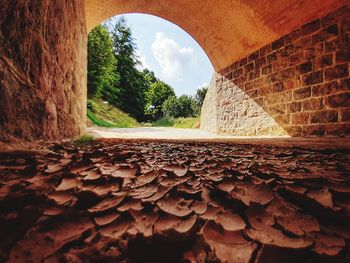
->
85;0;349;71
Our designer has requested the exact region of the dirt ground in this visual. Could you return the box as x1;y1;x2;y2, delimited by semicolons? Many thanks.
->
0;139;350;262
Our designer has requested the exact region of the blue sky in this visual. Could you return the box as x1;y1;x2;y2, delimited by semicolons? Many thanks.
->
110;14;213;96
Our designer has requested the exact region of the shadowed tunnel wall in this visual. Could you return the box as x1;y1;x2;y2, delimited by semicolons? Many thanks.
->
0;0;349;141
201;6;350;137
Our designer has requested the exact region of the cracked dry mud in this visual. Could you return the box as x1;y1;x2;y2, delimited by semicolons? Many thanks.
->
0;140;350;262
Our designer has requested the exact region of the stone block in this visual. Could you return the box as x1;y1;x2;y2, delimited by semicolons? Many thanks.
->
272;82;285;93
283;125;303;136
255;57;267;69
293;87;311;100
340;78;350;91
296;61;313;74
304;124;325;136
267;51;278;63
239;57;248;67
272;58;288;71
301;19;321;36
271;37;285;50
274;114;290;125
233;68;244;78
259;44;271;57
248;51;259;62
325;64;349;81
287;102;302;113
302;70;324;85
325;123;350;136
326;92;350;108
284;29;301;44
302;97;324;111
261;64;272;75
336;49;350;63
269;104;286;115
291;112;309;125
244;62;255;73
340;108;350;121
309;110;338;123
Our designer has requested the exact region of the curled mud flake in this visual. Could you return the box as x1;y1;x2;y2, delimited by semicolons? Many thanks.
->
48;191;74;206
157;196;193;217
43;206;65;216
56;178;81;191
163;164;188;177
246;203;274;230
130;184;158;199
93;212;120;226
231;183;275;206
88;196;124;214
159;175;188;187
276;213;320;236
45;164;64;174
82;169;101;182
117;198;143;212
201;221;247;245
200;205;224;220
92;184;120;196
285;185;307;195
311;232;345;256
306;188;334;209
245;226;313;249
202;172;224;182
135;170;159;186
177;184;202;195
215;178;235;193
191;200;208;215
99;217;131;240
154;214;197;239
9;216;93;263
141;185;172;203
75;190;101;209
111;167;138;179
266;196;298;217
70;164;92;174
130;209;159;237
215;210;246;232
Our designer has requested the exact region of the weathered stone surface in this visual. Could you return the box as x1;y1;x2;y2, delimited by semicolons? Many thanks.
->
202;6;350;137
0;0;87;141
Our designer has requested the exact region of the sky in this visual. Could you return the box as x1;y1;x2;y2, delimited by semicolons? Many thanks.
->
110;14;213;96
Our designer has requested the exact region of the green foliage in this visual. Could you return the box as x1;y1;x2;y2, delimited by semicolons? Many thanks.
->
87;99;140;128
153;117;199;128
145;81;175;120
162;95;195;118
109;17;149;122
74;135;95;145
192;86;208;115
88;25;119;101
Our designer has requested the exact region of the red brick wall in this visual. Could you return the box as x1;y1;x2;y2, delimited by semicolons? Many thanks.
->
217;6;350;137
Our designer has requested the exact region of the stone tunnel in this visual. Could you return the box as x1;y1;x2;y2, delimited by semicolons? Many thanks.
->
0;0;349;141
1;1;350;262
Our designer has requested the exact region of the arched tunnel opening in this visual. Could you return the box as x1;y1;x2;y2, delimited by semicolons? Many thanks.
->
0;1;350;262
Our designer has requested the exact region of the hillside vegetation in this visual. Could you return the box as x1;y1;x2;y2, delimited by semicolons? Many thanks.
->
87;99;140;128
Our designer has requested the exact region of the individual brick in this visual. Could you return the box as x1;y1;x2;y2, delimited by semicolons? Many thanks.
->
302;97;324;111
259;44;271;57
272;82;285;93
293;87;311;100
272;58;288;72
302;70;324;85
269;104;286;115
274;114;290;124
325;123;350;136
304;124;325;136
239;57;248;67
340;108;350;121
271;37;285;50
248;51;259;62
321;6;349;28
284;29;301;44
283;125;303;136
233;68;244;78
301;19;321;36
336;49;350;63
325;64;349;81
291;112;309;125
313;53;333;69
255;57;267;69
326;92;350;108
340;78;350;91
261;64;272;75
296;61;313;74
244;62;255;73
287;102;302;113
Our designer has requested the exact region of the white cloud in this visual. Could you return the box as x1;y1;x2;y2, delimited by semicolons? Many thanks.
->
197;82;208;89
135;49;149;70
151;32;197;81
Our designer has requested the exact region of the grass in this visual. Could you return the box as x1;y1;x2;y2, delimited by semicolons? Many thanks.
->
74;134;94;145
87;99;140;128
153;117;200;128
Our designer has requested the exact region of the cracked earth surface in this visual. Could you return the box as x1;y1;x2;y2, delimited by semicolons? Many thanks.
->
0;140;350;262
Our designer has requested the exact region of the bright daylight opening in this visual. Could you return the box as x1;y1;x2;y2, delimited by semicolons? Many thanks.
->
86;14;215;140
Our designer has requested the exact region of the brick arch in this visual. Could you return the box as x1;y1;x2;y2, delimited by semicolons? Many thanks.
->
85;0;348;72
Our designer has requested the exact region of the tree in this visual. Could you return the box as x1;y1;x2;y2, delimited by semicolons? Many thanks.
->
162;95;195;118
145;81;175;120
192;86;208;115
87;25;119;103
109;17;149;121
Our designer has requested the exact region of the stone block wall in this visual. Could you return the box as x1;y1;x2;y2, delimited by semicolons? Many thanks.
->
206;6;350;137
0;0;87;141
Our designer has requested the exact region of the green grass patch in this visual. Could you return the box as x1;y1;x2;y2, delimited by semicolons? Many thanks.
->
74;134;94;145
153;117;199;128
87;99;140;128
